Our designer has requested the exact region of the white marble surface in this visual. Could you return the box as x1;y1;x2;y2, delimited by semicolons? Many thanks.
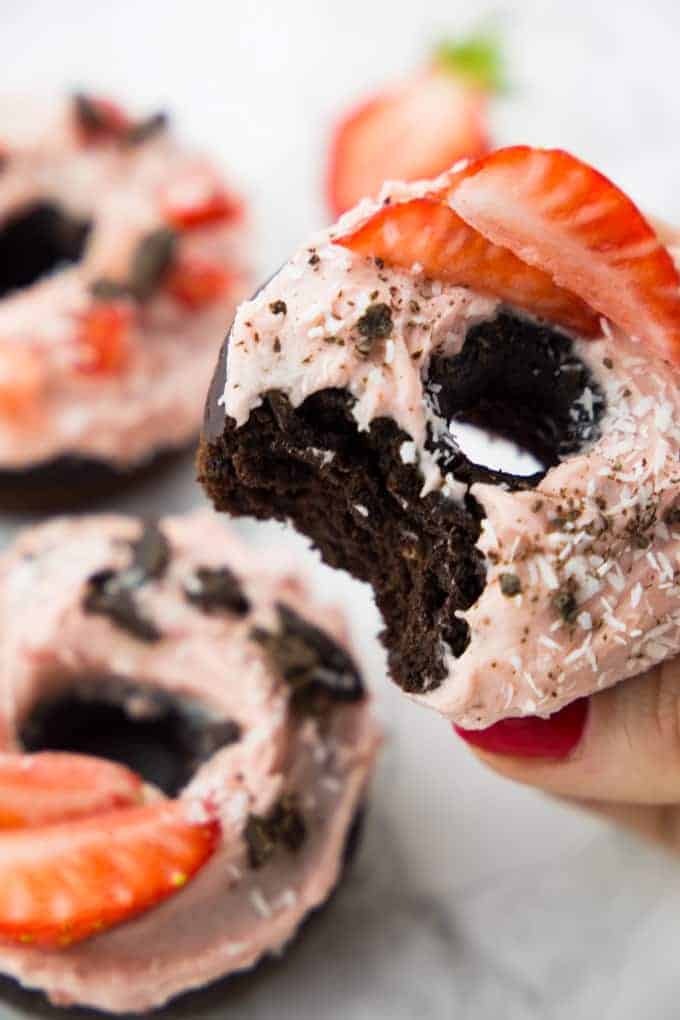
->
2;1;680;1017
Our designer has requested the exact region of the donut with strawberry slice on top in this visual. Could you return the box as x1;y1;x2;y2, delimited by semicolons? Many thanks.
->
199;144;680;729
0;511;378;1013
0;93;250;510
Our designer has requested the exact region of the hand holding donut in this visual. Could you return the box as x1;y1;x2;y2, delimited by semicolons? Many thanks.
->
200;145;680;859
456;659;680;854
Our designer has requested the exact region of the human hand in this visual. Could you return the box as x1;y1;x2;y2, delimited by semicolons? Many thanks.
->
455;659;680;853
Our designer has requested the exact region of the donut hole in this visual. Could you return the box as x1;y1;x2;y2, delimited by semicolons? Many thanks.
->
426;311;605;491
20;680;241;797
0;202;92;299
447;419;545;479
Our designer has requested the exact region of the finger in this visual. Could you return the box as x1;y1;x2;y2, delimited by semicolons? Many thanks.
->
454;656;680;804
561;796;680;855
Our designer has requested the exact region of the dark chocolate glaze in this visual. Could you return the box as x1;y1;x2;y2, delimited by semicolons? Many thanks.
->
0;441;195;514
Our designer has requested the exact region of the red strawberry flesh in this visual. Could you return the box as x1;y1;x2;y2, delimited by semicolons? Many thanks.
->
0;753;142;830
0;801;219;947
327;68;489;218
446;146;680;362
336;196;600;336
166;257;233;309
76;302;133;375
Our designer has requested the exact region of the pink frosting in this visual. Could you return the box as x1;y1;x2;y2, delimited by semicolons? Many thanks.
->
0;511;380;1012
0;97;250;468
221;179;680;727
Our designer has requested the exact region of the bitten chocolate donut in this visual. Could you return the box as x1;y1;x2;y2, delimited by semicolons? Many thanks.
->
199;146;680;729
0;511;379;1013
0;94;250;509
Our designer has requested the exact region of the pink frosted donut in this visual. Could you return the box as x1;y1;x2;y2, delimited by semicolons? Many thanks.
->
199;146;680;729
0;511;379;1013
0;94;250;507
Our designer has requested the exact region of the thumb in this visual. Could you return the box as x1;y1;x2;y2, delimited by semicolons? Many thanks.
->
454;657;680;804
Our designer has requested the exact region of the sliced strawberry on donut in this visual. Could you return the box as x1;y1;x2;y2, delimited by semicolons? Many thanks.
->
160;168;243;231
0;753;143;830
336;197;600;336
166;257;234;309
76;302;133;375
326;33;502;218
445;146;680;362
0;801;219;947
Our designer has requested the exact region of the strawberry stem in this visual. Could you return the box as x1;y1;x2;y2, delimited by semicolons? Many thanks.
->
433;31;505;93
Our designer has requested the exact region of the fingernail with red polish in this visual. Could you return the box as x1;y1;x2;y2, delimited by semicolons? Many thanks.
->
454;697;589;760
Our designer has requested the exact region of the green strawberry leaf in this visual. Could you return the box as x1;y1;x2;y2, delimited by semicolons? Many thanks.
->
434;31;506;93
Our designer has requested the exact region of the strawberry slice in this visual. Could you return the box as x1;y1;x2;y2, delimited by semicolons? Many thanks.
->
0;345;44;418
0;753;142;830
326;33;503;218
166;257;234;309
76;302;133;375
0;801;219;947
336;197;600;336
160;168;243;231
445;146;680;362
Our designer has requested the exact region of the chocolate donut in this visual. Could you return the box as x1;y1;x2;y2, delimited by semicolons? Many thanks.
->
0;512;379;1012
199;146;680;729
0;94;250;509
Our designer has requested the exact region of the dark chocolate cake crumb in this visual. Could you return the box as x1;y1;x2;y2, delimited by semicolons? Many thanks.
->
73;92;120;137
90;277;130;301
553;586;579;624
245;794;307;868
184;566;250;616
356;302;393;354
664;504;680;527
82;520;170;640
128;227;177;300
124;111;168;146
251;604;364;711
129;520;171;581
83;569;162;642
500;573;522;597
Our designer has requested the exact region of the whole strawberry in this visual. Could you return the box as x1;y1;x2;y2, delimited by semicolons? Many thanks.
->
326;31;503;217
